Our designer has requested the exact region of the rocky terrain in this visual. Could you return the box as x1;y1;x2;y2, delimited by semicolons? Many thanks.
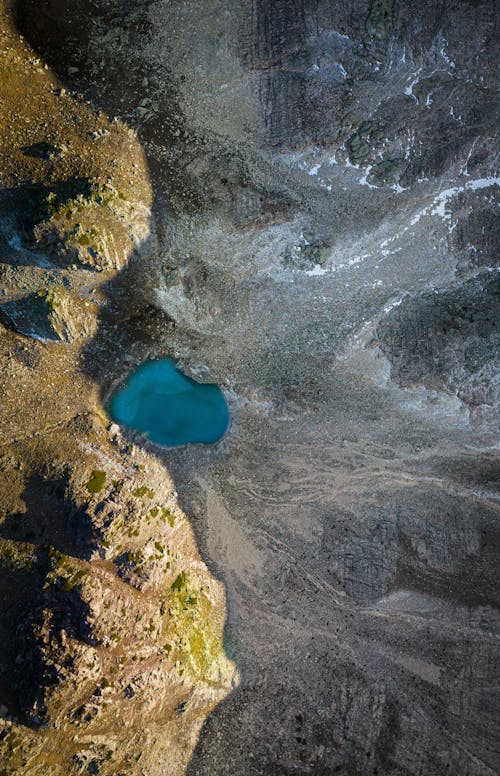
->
1;0;499;774
0;3;235;773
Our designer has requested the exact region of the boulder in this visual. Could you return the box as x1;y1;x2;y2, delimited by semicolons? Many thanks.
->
0;288;98;343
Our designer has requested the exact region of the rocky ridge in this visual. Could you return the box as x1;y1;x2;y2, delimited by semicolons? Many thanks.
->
0;3;235;774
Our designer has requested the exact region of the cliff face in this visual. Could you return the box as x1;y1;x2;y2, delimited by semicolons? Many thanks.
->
3;1;500;774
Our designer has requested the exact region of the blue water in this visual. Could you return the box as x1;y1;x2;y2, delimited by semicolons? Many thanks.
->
108;359;229;446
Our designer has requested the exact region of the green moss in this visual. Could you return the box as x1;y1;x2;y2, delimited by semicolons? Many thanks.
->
358;120;376;135
171;571;187;592
281;237;329;271
132;486;155;499
46;548;88;590
342;120;388;167
125;548;144;566
34;286;64;314
161;507;176;527
58;567;88;591
47;182;126;221
369;158;402;184
166;572;226;679
73;225;104;253
86;469;107;493
186;625;224;675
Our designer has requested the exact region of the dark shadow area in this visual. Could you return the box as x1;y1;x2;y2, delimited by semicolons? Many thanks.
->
0;471;96;560
0;564;45;721
394;526;500;610
22;142;61;160
0;179;93;268
15;0;299;221
10;0;222;409
0;472;98;726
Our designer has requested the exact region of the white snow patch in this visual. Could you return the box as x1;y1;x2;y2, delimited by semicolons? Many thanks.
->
404;68;422;102
438;35;456;69
358;166;377;189
431;176;500;220
383;295;406;314
305;264;329;276
333;254;370;272
408;177;499;227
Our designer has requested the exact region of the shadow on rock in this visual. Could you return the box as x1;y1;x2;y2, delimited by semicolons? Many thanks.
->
0;472;98;726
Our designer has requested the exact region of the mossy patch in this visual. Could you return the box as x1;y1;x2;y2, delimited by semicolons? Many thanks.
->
368;158;403;185
86;469;107;494
125;548;145;566
0;287;98;343
161;507;176;527
46;547;88;591
47;182;129;223
132;485;155;499
343;120;386;167
166;571;226;680
171;571;187;592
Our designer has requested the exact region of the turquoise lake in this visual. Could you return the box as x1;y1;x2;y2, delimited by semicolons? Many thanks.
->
108;359;229;446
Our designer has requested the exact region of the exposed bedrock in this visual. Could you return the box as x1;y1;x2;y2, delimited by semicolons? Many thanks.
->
377;274;500;408
5;0;500;774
